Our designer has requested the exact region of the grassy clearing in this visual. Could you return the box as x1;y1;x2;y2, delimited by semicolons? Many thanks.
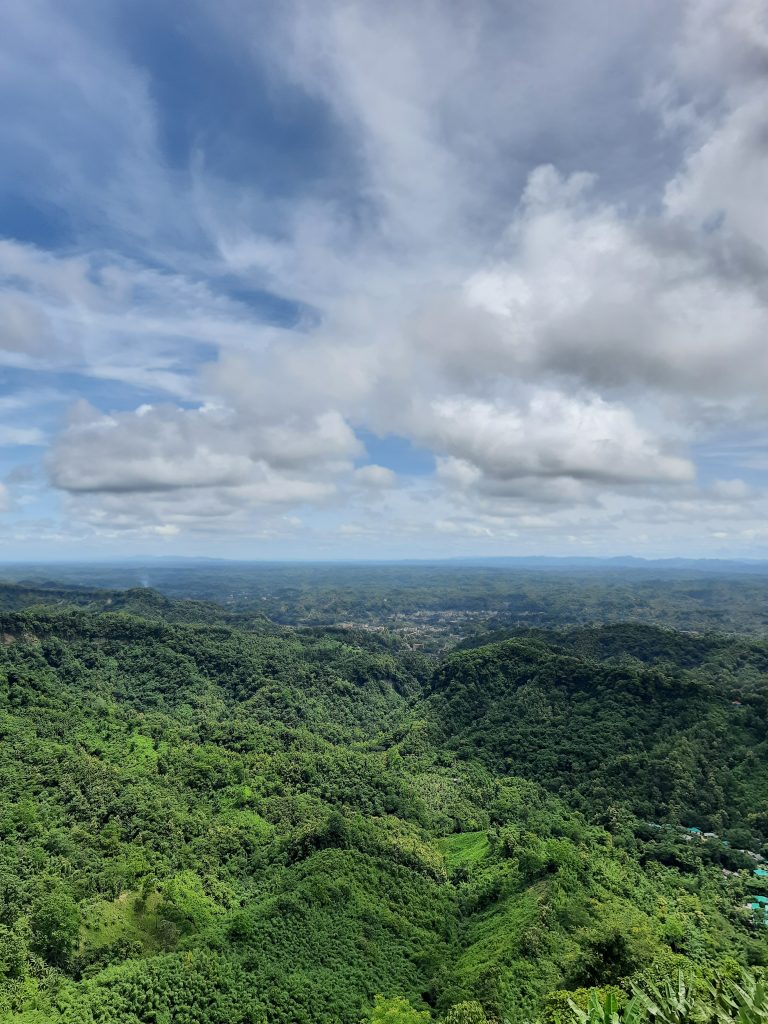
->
437;830;491;871
79;890;165;955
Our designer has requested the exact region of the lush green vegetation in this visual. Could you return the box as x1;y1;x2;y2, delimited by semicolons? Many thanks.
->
431;625;768;840
0;577;767;1023
5;561;768;642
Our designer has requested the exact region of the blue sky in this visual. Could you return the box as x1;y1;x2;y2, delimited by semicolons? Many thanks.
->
2;0;768;559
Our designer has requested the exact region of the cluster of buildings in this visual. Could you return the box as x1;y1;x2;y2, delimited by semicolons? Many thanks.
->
681;826;720;842
745;895;768;927
647;821;768;928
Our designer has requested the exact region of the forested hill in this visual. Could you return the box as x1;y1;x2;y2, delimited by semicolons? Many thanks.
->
0;602;766;1023
430;629;768;841
0;580;274;630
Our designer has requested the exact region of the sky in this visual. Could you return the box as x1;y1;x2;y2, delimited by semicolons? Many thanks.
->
1;0;768;560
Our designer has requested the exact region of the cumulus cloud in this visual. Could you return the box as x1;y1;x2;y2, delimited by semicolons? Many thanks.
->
421;392;694;486
463;164;768;400
48;403;253;493
47;402;356;507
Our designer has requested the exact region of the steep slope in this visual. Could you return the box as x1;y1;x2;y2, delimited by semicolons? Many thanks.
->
429;636;768;841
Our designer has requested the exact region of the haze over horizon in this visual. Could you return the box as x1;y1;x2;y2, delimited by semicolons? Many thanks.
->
2;0;768;560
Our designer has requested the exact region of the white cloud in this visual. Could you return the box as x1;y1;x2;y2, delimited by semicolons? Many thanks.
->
48;403;254;493
353;464;397;489
463;164;768;401
417;392;694;486
0;426;45;446
143;523;180;538
2;0;768;554
46;401;356;506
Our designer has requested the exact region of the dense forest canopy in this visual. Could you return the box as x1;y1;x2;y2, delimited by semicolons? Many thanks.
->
0;566;766;1023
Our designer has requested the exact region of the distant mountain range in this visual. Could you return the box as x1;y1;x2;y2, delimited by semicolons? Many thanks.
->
2;555;768;572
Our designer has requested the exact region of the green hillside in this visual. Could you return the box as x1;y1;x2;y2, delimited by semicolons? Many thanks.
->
430;632;768;840
0;605;766;1023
